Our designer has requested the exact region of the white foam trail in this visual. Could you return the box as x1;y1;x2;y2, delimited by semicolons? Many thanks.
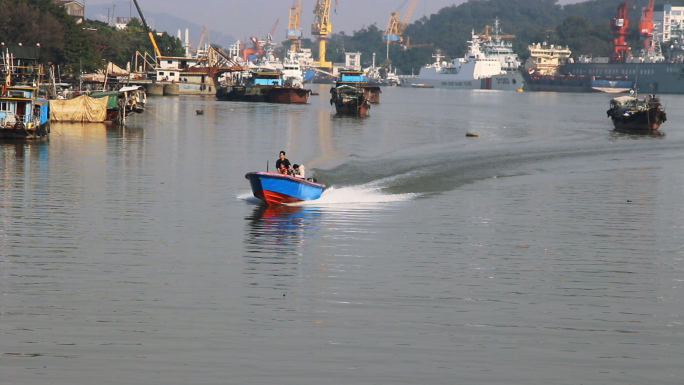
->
296;185;418;208
237;192;261;204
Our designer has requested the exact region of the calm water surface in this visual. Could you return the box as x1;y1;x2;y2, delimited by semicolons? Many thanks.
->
1;86;682;384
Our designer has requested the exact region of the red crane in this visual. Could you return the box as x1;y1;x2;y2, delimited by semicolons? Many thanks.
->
638;0;656;54
610;0;630;63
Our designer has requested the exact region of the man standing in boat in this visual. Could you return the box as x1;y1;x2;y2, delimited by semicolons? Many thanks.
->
276;151;292;175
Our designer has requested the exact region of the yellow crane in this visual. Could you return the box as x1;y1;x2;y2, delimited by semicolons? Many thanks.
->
311;0;334;69
132;0;161;59
287;0;302;52
383;0;418;43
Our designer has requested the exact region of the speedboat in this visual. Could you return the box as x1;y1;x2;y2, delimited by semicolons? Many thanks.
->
245;171;325;205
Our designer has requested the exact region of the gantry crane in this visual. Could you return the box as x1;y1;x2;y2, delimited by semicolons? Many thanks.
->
610;0;630;63
383;0;418;43
638;0;656;56
311;0;334;69
287;0;302;52
132;0;162;59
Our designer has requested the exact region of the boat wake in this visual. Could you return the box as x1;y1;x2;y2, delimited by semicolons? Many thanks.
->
299;183;417;207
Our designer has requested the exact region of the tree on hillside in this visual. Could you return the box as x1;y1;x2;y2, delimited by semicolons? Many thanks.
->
0;0;100;73
556;16;612;57
82;18;184;71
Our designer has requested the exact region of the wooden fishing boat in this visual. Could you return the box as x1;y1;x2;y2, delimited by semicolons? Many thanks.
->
330;85;370;116
266;86;311;103
245;171;325;205
606;94;667;133
335;69;381;103
0;45;50;140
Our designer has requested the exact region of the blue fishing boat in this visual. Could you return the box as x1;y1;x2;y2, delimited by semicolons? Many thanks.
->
0;45;50;139
245;171;325;205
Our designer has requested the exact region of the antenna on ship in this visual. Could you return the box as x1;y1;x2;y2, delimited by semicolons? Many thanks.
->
633;60;639;97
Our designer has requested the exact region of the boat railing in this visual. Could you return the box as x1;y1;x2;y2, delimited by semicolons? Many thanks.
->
0;113;39;128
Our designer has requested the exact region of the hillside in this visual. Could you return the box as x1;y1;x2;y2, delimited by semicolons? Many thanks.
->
320;0;684;75
84;1;235;51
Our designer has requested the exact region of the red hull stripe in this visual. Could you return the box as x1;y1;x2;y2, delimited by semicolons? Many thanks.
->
262;189;304;205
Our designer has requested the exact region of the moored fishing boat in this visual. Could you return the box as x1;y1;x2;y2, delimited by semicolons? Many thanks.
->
245;171;325;205
0;45;50;140
216;69;310;103
330;84;370;116
606;93;666;133
335;69;381;103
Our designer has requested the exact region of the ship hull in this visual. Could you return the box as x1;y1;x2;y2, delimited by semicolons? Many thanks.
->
217;85;310;104
266;87;310;104
563;62;684;94
522;73;633;93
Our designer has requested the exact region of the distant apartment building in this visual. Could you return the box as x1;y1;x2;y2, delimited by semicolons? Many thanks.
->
654;4;684;43
54;0;84;24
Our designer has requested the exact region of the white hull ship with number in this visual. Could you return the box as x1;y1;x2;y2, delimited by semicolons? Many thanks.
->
399;23;524;91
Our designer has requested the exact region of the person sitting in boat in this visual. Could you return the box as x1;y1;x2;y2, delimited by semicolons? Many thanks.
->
293;164;305;178
276;150;292;175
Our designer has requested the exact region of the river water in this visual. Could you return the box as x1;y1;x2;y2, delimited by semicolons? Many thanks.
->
1;86;682;384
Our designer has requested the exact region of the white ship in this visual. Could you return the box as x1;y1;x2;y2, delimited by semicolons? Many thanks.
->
399;24;524;91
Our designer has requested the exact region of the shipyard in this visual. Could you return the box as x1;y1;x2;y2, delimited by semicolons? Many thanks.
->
2;1;684;385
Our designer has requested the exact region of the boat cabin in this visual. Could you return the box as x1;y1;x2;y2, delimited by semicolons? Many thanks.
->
248;71;283;86
0;45;46;130
337;70;367;84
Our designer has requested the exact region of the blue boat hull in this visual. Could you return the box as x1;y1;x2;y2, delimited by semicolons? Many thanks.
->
245;171;325;205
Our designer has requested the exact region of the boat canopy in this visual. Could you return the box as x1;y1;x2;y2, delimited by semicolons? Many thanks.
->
339;71;366;82
88;91;120;109
119;86;146;92
49;96;109;122
610;95;636;105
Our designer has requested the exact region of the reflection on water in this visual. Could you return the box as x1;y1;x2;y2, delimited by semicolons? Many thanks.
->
49;122;145;141
244;204;322;255
2;91;684;385
243;204;324;291
0;141;49;161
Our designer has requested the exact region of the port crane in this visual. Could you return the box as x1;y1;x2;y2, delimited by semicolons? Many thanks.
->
383;0;418;43
638;0;656;56
610;0;630;63
132;0;162;59
311;0;335;69
193;26;209;55
287;0;302;51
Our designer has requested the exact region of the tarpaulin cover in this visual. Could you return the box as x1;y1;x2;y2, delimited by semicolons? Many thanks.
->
49;96;108;122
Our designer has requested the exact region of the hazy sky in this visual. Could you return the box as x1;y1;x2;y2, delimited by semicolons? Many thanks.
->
85;0;583;43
